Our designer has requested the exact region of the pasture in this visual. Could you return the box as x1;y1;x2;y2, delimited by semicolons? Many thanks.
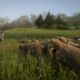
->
0;28;80;80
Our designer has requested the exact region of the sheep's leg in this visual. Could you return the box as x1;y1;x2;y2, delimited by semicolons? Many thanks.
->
35;48;42;57
48;48;58;57
23;50;27;56
69;70;77;78
56;57;62;68
23;51;26;55
67;65;77;78
37;51;42;57
55;50;58;57
48;48;53;57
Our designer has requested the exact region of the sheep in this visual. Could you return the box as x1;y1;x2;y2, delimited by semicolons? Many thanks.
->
32;38;39;42
26;39;32;43
70;36;79;39
19;42;44;56
38;39;41;42
40;41;50;52
65;41;80;48
51;38;55;40
22;38;32;44
22;37;27;43
55;36;60;39
76;39;80;44
67;38;77;43
46;39;51;42
42;38;47;42
40;40;57;57
59;36;67;43
42;38;50;42
55;36;67;43
48;48;58;57
48;39;80;77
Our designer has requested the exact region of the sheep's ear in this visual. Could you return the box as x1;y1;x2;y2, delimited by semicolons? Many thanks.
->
50;39;53;43
24;37;27;39
59;37;61;40
41;45;44;49
52;39;55;43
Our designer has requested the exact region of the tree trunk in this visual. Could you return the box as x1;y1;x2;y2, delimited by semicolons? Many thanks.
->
76;26;78;29
48;25;51;28
38;26;41;28
57;24;59;27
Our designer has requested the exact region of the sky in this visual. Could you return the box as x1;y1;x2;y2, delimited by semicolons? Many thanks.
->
0;0;80;21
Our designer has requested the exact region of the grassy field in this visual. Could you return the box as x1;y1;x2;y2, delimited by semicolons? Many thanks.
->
0;28;80;80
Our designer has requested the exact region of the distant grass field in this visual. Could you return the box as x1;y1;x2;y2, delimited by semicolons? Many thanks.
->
0;28;80;80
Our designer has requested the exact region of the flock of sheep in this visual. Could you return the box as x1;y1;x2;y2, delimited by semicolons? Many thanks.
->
19;36;80;78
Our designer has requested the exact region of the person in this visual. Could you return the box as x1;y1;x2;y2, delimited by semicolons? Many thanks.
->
0;31;4;41
1;31;4;40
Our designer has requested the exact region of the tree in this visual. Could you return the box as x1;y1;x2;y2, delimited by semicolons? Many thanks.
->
56;15;68;29
35;14;44;28
4;17;10;23
0;18;5;30
15;15;30;28
30;14;37;27
56;13;71;26
56;13;66;19
30;14;37;22
44;12;55;28
56;15;63;27
71;12;80;29
0;17;11;30
0;18;5;25
42;12;48;19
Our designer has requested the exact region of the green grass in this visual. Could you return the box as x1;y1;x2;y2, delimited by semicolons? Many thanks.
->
0;28;80;80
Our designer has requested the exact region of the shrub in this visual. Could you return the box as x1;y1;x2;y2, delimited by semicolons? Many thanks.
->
57;25;72;30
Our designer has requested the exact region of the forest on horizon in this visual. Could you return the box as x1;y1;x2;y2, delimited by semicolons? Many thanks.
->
0;12;80;30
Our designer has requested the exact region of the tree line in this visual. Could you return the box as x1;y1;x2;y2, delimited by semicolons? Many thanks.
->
35;12;80;30
0;14;37;30
0;12;80;30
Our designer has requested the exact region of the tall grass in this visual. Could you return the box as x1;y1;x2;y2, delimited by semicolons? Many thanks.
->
0;28;80;80
5;28;80;39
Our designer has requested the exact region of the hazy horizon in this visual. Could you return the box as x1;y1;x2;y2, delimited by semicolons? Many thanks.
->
0;0;80;21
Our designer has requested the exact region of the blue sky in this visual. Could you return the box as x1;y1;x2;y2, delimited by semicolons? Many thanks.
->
0;0;80;21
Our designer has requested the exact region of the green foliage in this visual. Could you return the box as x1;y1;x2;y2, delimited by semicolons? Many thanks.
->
71;12;80;29
56;16;63;25
4;28;80;39
57;25;72;30
1;12;80;30
0;12;80;30
35;14;44;28
44;12;55;28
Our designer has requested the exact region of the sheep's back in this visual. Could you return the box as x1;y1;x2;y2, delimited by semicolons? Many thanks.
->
58;43;80;68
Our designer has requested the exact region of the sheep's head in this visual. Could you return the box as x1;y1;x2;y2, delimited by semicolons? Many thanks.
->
24;37;27;40
59;37;67;43
32;38;35;41
19;44;24;50
41;45;44;49
78;39;80;43
55;36;59;39
65;41;70;45
74;36;79;39
48;39;56;48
